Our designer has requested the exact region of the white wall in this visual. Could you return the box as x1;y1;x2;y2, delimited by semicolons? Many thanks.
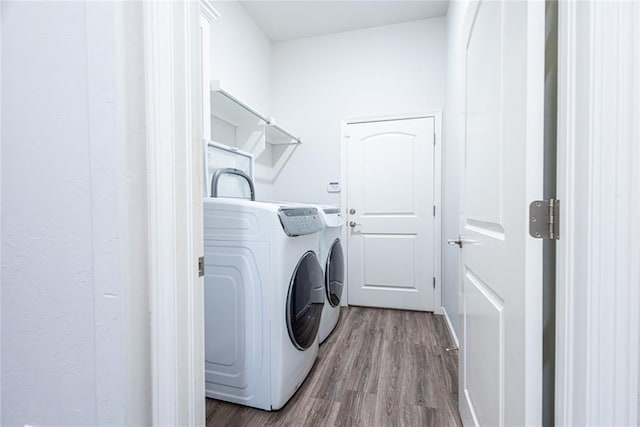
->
210;1;274;199
1;2;150;424
210;1;271;114
270;18;446;206
442;1;467;338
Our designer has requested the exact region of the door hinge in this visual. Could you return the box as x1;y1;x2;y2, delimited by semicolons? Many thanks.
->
198;256;205;277
529;199;560;240
433;133;436;146
433;277;436;289
433;205;436;217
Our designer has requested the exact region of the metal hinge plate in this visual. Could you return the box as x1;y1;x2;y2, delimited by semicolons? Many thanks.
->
529;199;560;240
198;256;205;277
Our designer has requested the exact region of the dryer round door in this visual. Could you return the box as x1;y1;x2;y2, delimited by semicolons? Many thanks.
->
325;238;345;307
286;251;324;350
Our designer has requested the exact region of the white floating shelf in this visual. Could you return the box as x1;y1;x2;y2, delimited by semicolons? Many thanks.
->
210;81;267;127
209;81;301;183
266;123;301;145
210;81;301;144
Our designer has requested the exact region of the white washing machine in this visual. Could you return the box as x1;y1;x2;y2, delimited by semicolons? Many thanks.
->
316;206;345;344
203;196;325;411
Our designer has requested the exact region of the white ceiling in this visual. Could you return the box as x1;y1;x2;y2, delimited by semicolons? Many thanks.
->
239;1;450;42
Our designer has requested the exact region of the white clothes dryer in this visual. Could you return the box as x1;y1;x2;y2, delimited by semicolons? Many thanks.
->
203;197;324;411
316;205;345;344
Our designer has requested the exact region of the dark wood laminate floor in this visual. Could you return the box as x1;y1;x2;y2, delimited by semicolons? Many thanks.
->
206;306;462;427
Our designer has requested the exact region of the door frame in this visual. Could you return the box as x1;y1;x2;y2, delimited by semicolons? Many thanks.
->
340;111;443;314
142;1;204;425
141;0;640;423
555;1;640;425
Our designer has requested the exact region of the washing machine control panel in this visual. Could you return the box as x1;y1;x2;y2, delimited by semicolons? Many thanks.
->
278;207;323;236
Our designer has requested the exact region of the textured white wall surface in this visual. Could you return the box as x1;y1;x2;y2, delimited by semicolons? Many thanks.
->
2;3;97;423
1;2;150;425
270;18;446;205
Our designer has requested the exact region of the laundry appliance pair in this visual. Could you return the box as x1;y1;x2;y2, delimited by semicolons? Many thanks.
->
273;201;345;344
203;142;344;411
204;195;324;410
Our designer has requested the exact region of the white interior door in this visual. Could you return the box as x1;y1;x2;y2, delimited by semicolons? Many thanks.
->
457;1;544;426
346;117;435;311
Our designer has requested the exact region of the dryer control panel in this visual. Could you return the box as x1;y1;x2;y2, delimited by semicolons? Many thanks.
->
278;207;323;236
320;205;344;228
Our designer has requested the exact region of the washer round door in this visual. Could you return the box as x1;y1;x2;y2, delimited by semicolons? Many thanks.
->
325;238;345;307
286;251;325;350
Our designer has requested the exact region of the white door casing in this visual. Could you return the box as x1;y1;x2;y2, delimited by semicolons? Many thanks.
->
555;1;640;425
200;0;219;141
458;1;544;426
143;1;204;425
345;116;437;312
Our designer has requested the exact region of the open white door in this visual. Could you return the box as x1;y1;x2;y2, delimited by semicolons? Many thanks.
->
456;1;544;425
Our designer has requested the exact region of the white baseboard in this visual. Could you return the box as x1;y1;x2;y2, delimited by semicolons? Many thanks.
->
441;306;459;348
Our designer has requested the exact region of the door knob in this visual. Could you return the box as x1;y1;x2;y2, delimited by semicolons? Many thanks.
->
447;238;463;248
349;221;360;227
447;236;473;248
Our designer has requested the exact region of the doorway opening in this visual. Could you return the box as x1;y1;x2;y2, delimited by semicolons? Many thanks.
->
341;114;443;313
